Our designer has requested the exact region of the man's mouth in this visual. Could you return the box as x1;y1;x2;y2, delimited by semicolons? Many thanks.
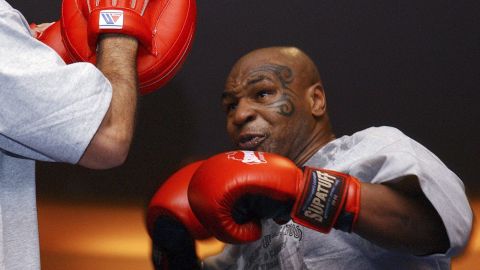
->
237;134;267;150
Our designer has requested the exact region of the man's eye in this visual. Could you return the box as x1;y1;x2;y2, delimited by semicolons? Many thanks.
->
224;103;237;113
256;89;273;98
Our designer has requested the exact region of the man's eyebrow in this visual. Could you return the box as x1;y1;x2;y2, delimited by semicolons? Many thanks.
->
221;74;275;100
246;75;272;86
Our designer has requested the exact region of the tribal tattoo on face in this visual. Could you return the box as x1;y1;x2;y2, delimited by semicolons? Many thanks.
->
247;64;297;117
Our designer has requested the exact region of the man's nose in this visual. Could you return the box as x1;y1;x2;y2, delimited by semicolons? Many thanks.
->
232;99;256;126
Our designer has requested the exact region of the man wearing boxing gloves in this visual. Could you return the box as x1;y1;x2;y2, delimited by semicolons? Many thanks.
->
0;0;192;268
147;47;472;269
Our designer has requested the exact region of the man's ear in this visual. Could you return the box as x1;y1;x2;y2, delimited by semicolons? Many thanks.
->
307;83;326;117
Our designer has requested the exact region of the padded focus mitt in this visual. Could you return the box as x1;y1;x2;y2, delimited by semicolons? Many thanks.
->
30;21;75;63
61;0;197;94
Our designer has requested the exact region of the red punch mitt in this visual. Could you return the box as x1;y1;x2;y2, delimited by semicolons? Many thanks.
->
61;0;197;94
30;21;75;63
188;151;361;244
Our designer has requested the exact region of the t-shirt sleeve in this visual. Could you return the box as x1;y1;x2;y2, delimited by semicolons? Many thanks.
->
0;8;112;163
346;128;473;257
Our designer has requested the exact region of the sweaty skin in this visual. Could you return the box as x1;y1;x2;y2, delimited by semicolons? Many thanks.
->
221;47;449;255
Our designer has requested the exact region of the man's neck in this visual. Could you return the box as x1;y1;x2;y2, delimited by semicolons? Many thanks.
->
292;121;335;166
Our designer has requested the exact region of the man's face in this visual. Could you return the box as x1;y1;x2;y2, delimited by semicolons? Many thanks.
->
222;58;314;159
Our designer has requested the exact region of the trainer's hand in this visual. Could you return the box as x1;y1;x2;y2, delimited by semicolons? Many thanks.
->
147;161;211;270
188;151;361;244
82;0;152;52
29;22;54;38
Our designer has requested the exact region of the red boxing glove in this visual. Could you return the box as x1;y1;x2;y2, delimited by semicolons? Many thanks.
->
30;21;75;63
147;161;211;270
61;0;197;94
188;151;361;244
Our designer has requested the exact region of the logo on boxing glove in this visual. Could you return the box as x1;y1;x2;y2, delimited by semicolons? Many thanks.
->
294;169;345;229
98;10;124;29
227;151;267;165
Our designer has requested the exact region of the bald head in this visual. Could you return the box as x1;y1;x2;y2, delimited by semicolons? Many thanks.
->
227;47;322;90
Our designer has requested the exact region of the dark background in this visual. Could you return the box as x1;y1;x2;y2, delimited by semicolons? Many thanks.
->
10;0;480;206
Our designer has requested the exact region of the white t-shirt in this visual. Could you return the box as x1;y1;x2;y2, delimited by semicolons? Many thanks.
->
204;126;473;270
0;1;112;269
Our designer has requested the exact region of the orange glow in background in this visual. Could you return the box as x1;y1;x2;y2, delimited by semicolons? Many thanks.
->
38;199;479;270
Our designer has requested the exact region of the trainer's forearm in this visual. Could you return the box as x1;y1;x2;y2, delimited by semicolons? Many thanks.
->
79;34;139;169
354;177;449;255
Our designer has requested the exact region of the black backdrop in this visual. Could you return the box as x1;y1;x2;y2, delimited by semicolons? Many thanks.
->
10;0;480;205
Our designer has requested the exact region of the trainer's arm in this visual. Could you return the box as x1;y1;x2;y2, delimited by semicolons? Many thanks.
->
78;34;139;169
354;176;450;255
